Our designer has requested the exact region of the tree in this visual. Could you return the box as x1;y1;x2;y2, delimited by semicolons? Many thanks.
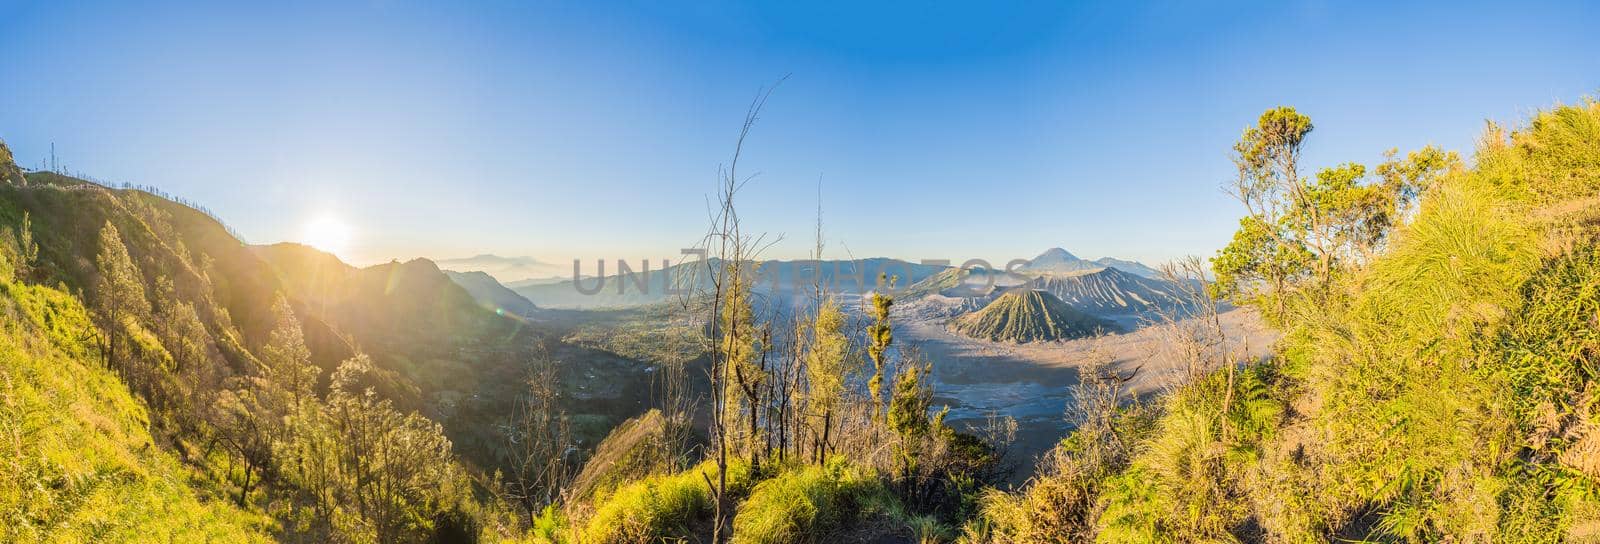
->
152;277;217;438
502;347;574;524
804;299;850;463
697;77;784;543
1375;146;1459;226
94;221;150;368
15;212;36;281
887;355;939;480
212;386;275;507
1211;215;1312;319
865;277;895;423
721;259;768;467
326;353;471;543
1214;107;1455;319
262;293;316;412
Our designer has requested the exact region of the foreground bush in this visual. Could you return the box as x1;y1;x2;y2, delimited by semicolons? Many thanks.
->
579;460;752;543
731;460;909;544
973;99;1600;543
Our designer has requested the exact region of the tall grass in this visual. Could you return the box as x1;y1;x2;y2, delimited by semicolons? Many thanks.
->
578;460;753;543
978;99;1600;543
731;460;907;544
0;280;274;542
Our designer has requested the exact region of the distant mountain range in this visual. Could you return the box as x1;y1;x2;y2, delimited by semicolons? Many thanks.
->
1017;247;1161;278
509;249;1164;311
506;276;584;289
433;254;560;283
512;257;947;309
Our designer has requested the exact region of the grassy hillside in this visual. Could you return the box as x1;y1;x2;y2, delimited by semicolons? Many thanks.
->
0;172;568;541
977;99;1600;543
0;275;273;542
951;289;1117;343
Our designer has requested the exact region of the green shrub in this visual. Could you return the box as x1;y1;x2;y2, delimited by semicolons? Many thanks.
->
580;460;752;543
1096;364;1283;543
731;460;907;544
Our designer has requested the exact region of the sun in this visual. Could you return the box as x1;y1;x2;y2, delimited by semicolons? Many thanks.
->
301;214;353;256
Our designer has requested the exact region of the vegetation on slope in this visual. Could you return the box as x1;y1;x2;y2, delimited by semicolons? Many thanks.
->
445;269;541;317
0;277;274;542
0;170;547;542
8;91;1599;544
971;99;1600;543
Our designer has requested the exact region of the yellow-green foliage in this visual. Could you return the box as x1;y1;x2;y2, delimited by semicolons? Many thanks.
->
0;139;23;186
979;100;1600;543
731;460;906;544
976;405;1156;544
0;279;273;542
569;409;674;501
805;299;849;419
580;460;753;543
1273;100;1599;542
1096;365;1282;543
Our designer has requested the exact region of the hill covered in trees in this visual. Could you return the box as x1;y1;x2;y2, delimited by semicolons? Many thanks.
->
445;269;541;317
0;164;660;542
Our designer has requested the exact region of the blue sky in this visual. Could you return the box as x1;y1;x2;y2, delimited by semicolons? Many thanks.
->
2;1;1597;278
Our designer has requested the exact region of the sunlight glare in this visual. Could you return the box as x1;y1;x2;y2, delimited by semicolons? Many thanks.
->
301;214;353;256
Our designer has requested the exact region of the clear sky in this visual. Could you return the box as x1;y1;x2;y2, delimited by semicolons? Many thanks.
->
2;1;1597;279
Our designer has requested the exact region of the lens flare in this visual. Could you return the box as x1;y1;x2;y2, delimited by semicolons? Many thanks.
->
301;215;353;256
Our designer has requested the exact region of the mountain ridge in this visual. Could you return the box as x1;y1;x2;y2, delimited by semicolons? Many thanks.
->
1017;247;1161;278
443;269;540;316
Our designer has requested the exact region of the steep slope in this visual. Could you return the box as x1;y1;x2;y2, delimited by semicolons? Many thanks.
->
1024;266;1187;316
444;269;539;316
0;279;273;542
253;244;527;410
0;140;23;185
0;173;365;382
899;267;1028;319
951;289;1117;343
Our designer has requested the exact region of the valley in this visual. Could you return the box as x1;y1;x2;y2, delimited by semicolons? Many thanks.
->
490;246;1273;483
899;308;1274;476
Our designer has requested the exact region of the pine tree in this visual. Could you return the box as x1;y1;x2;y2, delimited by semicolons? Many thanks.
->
263;293;316;411
94;221;150;368
16;212;36;280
